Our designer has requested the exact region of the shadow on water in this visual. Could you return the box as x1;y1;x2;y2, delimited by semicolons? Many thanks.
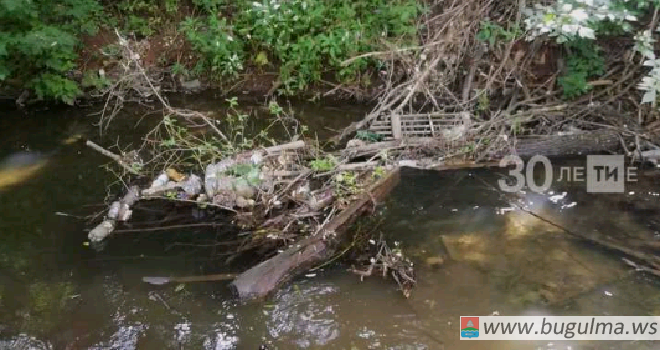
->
2;99;660;349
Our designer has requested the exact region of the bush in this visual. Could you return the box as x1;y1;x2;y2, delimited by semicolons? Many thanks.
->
0;0;103;104
1;0;424;103
181;15;245;78
558;39;604;99
184;0;424;94
522;0;660;101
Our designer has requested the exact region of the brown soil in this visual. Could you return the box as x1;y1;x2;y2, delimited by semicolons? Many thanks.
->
231;70;279;96
78;28;117;72
72;27;383;103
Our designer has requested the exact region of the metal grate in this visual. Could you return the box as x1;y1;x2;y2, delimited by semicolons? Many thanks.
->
369;112;468;140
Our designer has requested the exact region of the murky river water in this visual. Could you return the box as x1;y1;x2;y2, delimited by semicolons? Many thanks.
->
1;96;660;350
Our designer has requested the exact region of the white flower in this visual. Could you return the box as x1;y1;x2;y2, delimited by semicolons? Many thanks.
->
561;3;573;12
578;26;595;39
570;9;589;22
561;24;579;34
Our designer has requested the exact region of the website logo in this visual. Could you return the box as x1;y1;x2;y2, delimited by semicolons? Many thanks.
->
461;316;480;339
498;155;636;194
586;155;624;193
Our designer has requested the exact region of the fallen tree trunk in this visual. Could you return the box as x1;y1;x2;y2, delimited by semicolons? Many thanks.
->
511;129;622;157
340;129;623;162
142;273;237;285
230;168;401;300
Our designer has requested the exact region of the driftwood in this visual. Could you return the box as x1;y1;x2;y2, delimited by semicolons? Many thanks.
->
340;129;623;164
510;129;622;157
230;168;401;299
348;236;416;298
86;140;141;175
142;273;237;285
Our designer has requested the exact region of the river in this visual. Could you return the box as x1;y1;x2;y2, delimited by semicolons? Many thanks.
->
1;96;660;350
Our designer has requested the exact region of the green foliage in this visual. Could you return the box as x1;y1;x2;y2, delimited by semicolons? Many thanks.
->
185;0;424;94
310;154;337;172
226;163;262;186
1;0;424;102
181;16;244;79
159;98;278;171
81;70;111;90
523;0;660;104
477;20;522;46
0;0;103;103
476;89;489;112
371;166;386;179
191;0;227;12
113;0;179;37
558;40;604;99
355;130;383;142
334;171;359;197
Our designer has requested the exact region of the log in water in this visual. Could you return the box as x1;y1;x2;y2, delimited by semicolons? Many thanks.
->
230;168;401;300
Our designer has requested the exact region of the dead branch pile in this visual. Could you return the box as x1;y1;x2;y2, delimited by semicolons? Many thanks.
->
338;0;660;161
349;235;416;298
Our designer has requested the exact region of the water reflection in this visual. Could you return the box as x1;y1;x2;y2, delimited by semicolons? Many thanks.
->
0;334;53;350
267;283;340;347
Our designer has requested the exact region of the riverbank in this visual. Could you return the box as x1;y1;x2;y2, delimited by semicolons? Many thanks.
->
1;0;422;106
